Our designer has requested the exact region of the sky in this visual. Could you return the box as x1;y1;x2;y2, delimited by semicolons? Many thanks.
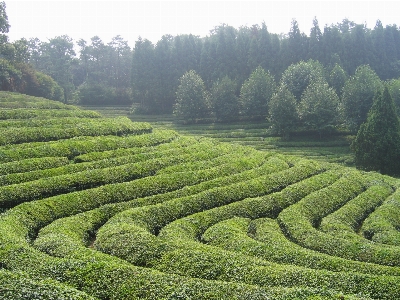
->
5;0;400;48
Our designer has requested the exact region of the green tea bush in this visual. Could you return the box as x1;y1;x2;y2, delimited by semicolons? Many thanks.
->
0;129;179;163
0;156;69;176
202;217;400;276
1;93;400;299
361;190;400;246
0;117;151;145
0;108;101;120
277;172;400;266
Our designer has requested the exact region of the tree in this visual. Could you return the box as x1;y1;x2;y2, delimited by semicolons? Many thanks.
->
280;59;327;102
174;70;210;122
31;35;76;102
0;1;9;34
131;38;156;113
211;76;239;121
351;87;400;176
298;82;339;136
328;63;347;98
341;65;382;131
268;85;298;138
240;66;276;119
387;78;400;114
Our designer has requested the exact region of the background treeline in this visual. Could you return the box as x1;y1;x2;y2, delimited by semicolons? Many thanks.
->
132;19;400;114
2;0;400;113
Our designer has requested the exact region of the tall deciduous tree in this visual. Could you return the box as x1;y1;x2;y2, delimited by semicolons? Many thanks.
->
341;65;382;131
387;78;400;114
131;38;156;113
280;59;327;102
351;87;400;176
268;84;298;138
240;66;276;119
328;63;347;98
211;76;239;121
298;82;339;136
174;70;210;122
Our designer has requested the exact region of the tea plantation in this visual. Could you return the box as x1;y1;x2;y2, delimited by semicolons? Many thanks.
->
1;92;400;299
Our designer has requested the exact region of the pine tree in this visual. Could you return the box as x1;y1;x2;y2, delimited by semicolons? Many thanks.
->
352;87;400;176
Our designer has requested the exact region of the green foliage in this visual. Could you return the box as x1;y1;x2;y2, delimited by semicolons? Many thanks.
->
240;66;276;118
2;92;400;299
361;190;400;245
329;64;348;97
351;87;400;176
268;84;298;137
280;60;327;102
341;65;383;131
210;76;239;121
174;70;210;121
298;82;339;135
387;78;400;114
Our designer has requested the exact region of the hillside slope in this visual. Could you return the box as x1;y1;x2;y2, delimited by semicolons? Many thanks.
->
1;92;400;299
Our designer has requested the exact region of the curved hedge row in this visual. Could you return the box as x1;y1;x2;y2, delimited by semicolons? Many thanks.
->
0;117;152;145
0;156;69;176
0;129;178;162
277;172;400;266
0;137;228;186
0;139;244;208
361;190;400;246
0;108;101;120
1;93;400;299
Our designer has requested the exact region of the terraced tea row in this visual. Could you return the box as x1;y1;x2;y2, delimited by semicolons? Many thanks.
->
1;92;400;299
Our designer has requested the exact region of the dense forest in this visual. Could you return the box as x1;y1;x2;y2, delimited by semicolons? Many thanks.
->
2;2;400;128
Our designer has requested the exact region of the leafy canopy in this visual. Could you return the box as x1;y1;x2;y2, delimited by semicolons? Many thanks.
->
268;84;298;138
174;70;210;122
352;86;400;176
240;66;276;118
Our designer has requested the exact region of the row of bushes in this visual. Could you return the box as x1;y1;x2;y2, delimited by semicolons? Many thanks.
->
0;117;152;145
0;152;291;299
202;216;400;276
361;189;400;246
28;155;369;299
0;92;77;110
94;159;324;265
0;139;244;208
73;135;196;162
0;269;94;300
83;162;400;299
0;156;69;176
0;116;117;128
319;184;393;239
0;129;180;163
34;152;279;256
277;171;400;266
0;136;209;186
0;108;101;120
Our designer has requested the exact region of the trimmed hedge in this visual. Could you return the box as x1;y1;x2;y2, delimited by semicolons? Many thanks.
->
319;184;393;240
0;117;152;145
202;217;400;276
361;189;400;246
0;129;177;162
0;108;101;120
0;137;231;186
277;171;400;266
94;159;324;264
0;269;95;300
33;153;279;255
0;156;69;176
0;139;244;207
0;117;107;128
